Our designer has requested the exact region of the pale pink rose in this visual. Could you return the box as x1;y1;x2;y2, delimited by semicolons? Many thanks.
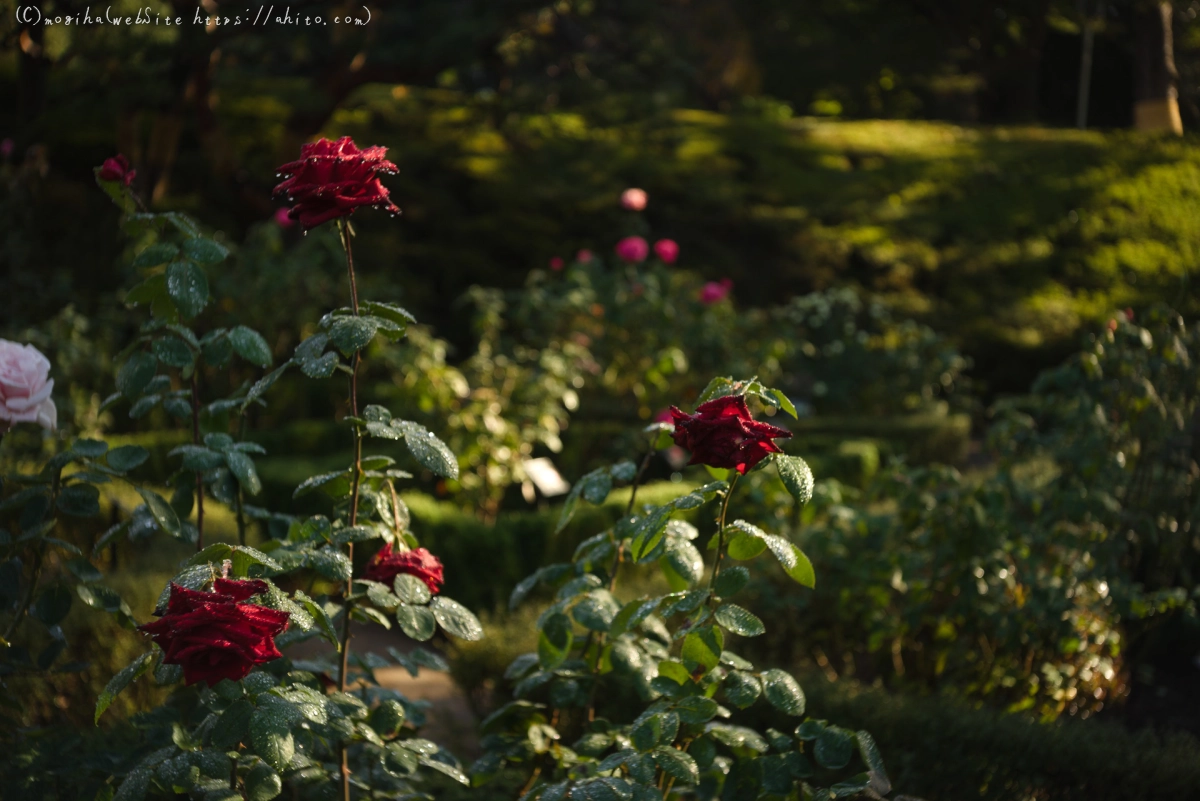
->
654;239;679;264
576;249;594;264
274;207;295;228
0;341;56;432
615;236;649;263
620;188;648;211
549;256;565;271
699;278;733;305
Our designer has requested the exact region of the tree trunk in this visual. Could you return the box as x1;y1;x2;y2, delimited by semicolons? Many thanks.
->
1134;0;1182;134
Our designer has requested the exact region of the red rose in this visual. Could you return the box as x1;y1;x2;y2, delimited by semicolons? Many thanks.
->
670;395;792;474
365;545;444;595
98;154;136;186
654;239;679;264
140;578;289;688
273;136;400;229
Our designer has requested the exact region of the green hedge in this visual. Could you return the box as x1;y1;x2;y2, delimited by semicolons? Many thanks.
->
799;673;1200;801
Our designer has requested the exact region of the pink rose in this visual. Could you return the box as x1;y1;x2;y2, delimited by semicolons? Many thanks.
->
549;256;565;271
0;341;56;432
274;208;295;228
0;139;13;160
576;249;594;264
699;278;733;305
615;236;649;263
620;188;648;211
654;239;679;264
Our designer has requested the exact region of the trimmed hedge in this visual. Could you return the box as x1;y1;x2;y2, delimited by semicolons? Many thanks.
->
800;672;1200;801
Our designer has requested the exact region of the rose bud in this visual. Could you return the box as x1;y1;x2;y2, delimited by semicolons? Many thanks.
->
670;395;792;474
273;136;401;229
0;340;57;432
654;239;679;264
365;545;445;595
98;154;136;186
139;579;289;687
620;187;648;211
615;236;649;263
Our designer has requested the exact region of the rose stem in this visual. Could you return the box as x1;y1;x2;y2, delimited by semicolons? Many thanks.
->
707;472;739;589
337;220;364;801
235;414;247;547
191;374;204;551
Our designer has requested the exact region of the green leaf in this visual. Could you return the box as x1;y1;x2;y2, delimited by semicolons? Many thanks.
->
394;573;432;605
360;300;416;328
95;651;155;722
538;612;574;670
328;315;379;355
170;445;225;472
229;545;281;577
674;695;719;724
250;704;296;772
713;566;750;598
152;335;194;369
429;597;482;640
306;549;352;581
57;484;101;517
714;604;765;637
243;361;292;411
226;451;262;496
653;747;698;784
726;531;767;561
229;326;273;368
681;626;723;673
33;584;73;625
125;274;168;307
117;352;158;399
136;487;182;539
132;242;179;268
396;604;437;641
629;506;671;562
769;388;798;418
245;762;282;801
166;260;210;319
294;590;338;646
783;545;816;588
182;237;229;264
761;669;806;716
72;439;110;457
572;590;620;632
773;454;814;506
856;731;891;794
398;420;459;479
209;698;254;749
814;726;854;770
107;445;149;473
724;670;762;708
65;557;103;583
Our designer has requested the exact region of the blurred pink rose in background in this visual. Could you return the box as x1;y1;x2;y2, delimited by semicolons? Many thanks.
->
0;139;13;160
615;236;649;262
549;256;565;271
0;340;56;432
654;408;674;424
274;207;295;228
654;239;679;263
576;249;594;263
700;278;733;305
620;188;648;211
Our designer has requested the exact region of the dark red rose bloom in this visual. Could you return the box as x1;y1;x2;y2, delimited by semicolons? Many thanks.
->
272;136;400;228
140;578;289;688
365;545;444;595
670;395;792;475
98;155;136;186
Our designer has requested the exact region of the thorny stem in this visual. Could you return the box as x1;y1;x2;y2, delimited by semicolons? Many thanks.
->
191;374;205;551
707;473;739;590
236;415;248;546
337;220;364;801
